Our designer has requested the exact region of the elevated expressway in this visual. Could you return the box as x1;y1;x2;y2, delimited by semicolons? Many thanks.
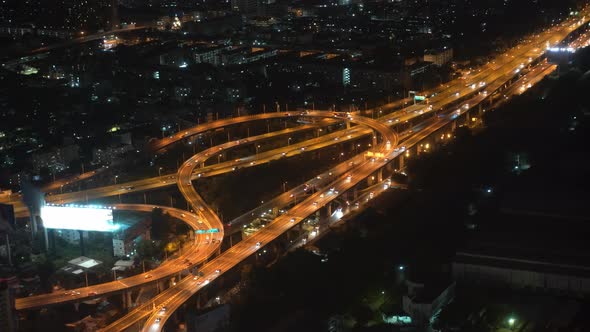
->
124;47;569;332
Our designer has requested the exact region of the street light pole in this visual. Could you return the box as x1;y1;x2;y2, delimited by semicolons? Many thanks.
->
158;167;163;176
114;175;118;184
256;145;260;155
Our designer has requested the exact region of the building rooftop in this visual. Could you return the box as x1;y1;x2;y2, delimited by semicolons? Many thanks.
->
68;256;103;270
456;214;590;278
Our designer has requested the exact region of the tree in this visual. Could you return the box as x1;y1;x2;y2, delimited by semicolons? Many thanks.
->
136;239;159;261
150;208;169;241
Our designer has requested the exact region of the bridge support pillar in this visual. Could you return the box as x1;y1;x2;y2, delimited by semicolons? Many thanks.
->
157;280;166;293
122;290;132;309
346;121;351;129
398;155;405;170
326;203;332;217
377;168;383;182
372;130;377;147
451;121;457;132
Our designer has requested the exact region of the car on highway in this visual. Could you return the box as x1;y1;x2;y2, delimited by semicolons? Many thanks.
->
88;291;97;296
290;217;296;223
160;307;167;313
312;201;318;206
255;241;262;248
215;269;221;274
144;274;152;279
155;318;161;323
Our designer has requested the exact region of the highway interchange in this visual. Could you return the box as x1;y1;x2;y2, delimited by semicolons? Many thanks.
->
3;9;588;332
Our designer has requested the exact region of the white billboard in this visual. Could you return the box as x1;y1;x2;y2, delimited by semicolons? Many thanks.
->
41;205;119;232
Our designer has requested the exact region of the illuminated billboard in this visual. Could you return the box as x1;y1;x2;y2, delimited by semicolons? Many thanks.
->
41;204;119;232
